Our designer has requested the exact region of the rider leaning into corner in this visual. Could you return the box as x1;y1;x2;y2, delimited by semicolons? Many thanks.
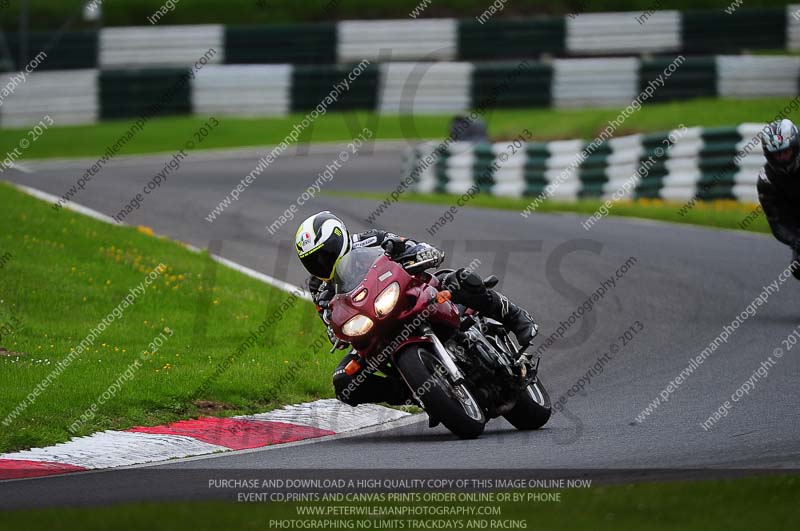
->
294;211;538;407
758;118;800;279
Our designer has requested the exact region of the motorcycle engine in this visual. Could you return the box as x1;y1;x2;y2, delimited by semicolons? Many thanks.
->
448;328;522;417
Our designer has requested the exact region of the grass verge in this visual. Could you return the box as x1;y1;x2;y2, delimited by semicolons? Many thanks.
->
0;97;793;160
0;182;330;454
337;191;771;234
1;475;797;530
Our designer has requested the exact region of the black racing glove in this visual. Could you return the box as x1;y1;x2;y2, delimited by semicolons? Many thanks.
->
311;280;333;308
326;326;350;349
381;237;407;258
441;267;482;293
413;244;445;268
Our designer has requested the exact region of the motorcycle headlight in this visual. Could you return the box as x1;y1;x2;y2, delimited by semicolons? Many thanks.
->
342;314;374;337
374;282;400;317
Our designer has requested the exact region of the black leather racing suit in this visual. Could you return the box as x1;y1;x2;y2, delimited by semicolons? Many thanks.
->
307;229;537;407
757;167;800;279
308;230;418;406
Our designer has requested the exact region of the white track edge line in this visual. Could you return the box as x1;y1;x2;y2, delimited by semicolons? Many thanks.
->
11;182;309;298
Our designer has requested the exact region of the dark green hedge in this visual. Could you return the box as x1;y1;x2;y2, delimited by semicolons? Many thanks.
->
0;0;793;31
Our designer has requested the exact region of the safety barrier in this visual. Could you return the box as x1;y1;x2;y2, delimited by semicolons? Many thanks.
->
1;55;798;127
404;124;767;204
0;70;98;127
98;25;224;68
2;6;800;71
192;65;292;117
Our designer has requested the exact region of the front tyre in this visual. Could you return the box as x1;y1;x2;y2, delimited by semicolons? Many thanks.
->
395;344;486;439
503;377;551;430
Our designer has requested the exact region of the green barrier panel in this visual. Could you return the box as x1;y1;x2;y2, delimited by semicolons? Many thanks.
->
100;69;192;120
695;172;738;200
434;153;451;194
579;182;606;198
0;30;98;72
639;133;672;199
472;145;496;192
579;167;607;182
523;156;549;173
634;172;669;199
635;184;664;199
683;8;786;53
523;172;549;186
642;131;676;145
639;56;717;102
290;63;378;112
578;144;610;197
524;183;550;196
699;154;739;169
472;62;552;109
701;127;745;143
458;19;566;61
225;23;336;65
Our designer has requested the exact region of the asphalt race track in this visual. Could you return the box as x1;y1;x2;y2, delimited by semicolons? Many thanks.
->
1;141;799;507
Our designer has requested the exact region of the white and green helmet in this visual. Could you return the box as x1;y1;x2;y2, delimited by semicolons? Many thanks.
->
295;211;351;281
760;118;800;175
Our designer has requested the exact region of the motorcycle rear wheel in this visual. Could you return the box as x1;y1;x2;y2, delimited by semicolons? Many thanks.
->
503;377;552;430
395;344;486;439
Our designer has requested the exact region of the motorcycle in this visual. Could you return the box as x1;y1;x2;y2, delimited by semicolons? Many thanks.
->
325;244;551;439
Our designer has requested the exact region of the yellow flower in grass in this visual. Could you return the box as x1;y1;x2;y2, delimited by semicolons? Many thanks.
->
137;226;155;236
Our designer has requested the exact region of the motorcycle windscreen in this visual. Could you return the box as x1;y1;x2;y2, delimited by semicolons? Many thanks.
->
333;247;384;293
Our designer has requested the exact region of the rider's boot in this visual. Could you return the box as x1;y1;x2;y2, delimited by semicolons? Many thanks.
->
482;291;538;348
441;268;538;347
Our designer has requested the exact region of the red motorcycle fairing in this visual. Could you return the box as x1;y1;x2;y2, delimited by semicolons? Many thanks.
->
329;254;460;359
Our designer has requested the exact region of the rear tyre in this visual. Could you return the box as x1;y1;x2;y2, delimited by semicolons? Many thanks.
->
503;377;551;430
395;344;486;439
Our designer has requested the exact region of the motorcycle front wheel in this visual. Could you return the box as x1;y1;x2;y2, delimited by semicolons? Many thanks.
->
395;344;486;439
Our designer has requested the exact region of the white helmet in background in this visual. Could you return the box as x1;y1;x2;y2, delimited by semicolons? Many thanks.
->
760;119;800;176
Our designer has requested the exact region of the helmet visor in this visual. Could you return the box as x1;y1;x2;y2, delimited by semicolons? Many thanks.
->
769;145;798;169
300;246;340;280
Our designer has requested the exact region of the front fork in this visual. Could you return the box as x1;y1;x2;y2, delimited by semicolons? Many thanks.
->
422;327;465;385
